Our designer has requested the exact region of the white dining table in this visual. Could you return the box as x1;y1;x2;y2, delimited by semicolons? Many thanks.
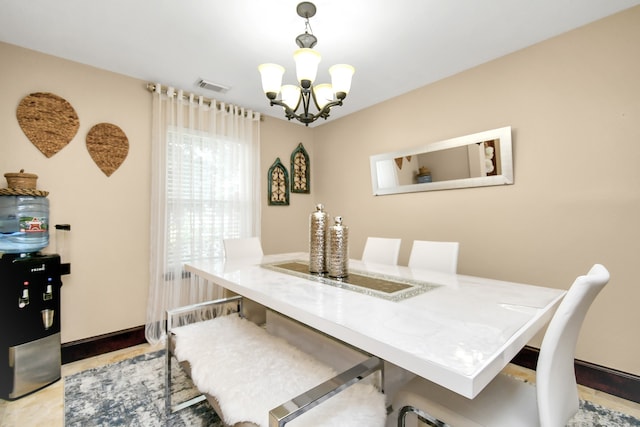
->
184;252;565;399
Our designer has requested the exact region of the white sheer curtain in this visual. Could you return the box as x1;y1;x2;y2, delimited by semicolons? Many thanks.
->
146;85;261;344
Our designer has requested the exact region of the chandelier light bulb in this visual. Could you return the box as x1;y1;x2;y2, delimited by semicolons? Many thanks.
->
329;64;355;99
313;83;334;109
258;63;285;99
281;85;302;110
293;48;321;87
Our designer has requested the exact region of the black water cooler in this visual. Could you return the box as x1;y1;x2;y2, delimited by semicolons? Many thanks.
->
0;253;62;399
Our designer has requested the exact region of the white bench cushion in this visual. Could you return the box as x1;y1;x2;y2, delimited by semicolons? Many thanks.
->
173;315;386;427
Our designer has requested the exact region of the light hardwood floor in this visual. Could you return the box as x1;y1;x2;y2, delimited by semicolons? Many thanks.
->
1;343;638;426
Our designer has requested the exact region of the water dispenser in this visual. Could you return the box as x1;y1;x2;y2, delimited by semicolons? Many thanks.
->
0;170;66;399
0;253;63;399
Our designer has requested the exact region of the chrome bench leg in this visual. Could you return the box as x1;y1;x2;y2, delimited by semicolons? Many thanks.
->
165;295;243;415
398;405;449;427
269;356;384;427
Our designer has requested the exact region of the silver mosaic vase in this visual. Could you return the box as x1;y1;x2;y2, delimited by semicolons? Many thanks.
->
309;204;328;273
327;216;349;278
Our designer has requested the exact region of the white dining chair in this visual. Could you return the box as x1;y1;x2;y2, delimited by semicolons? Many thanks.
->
361;237;402;265
223;237;264;260
407;240;459;274
392;263;610;427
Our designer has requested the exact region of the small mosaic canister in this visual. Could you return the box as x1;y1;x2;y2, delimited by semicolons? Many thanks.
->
309;204;328;273
327;216;349;278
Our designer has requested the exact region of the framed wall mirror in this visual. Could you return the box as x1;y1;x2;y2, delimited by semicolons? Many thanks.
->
370;126;513;196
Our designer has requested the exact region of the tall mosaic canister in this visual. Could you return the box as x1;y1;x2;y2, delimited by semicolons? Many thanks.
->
327;216;349;278
309;204;328;273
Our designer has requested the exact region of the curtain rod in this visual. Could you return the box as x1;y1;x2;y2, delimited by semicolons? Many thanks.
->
145;83;262;121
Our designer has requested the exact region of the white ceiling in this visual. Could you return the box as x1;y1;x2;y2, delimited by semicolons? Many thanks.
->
1;0;638;126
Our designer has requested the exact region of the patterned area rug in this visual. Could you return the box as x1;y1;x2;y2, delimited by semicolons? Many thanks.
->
64;350;223;426
64;350;639;426
568;400;640;427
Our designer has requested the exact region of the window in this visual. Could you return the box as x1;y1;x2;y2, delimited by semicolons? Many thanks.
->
166;128;250;267
147;87;260;344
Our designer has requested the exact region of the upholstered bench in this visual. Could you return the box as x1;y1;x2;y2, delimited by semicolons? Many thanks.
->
165;296;387;427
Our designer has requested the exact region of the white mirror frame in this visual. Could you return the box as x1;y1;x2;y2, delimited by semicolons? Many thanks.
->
370;126;513;196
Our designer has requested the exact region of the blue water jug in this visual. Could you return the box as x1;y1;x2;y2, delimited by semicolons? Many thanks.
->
0;196;49;254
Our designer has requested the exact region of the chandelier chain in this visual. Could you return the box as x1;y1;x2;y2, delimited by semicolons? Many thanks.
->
304;18;313;36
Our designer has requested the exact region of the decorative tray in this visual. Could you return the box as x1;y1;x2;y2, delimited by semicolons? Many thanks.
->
262;260;440;302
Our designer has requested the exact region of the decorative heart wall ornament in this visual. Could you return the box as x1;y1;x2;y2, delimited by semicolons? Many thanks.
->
86;123;129;177
16;92;80;158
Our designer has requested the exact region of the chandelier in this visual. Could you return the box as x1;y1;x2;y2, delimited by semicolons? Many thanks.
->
258;2;355;126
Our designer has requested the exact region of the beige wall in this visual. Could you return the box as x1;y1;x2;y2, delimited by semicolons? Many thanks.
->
259;118;316;255
1;5;638;376
312;6;640;375
0;42;153;343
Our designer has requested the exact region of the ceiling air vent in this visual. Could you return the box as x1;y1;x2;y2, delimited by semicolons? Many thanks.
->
196;79;230;93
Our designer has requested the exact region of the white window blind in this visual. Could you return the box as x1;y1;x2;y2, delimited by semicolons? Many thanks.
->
166;129;248;267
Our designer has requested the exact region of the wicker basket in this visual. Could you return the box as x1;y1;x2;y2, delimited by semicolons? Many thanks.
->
4;169;38;189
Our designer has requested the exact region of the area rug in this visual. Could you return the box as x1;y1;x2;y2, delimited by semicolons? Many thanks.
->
64;350;639;426
64;350;222;426
569;400;640;427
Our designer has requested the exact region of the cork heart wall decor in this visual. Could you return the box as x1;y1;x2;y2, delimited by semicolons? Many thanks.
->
16;92;80;158
86;123;129;177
